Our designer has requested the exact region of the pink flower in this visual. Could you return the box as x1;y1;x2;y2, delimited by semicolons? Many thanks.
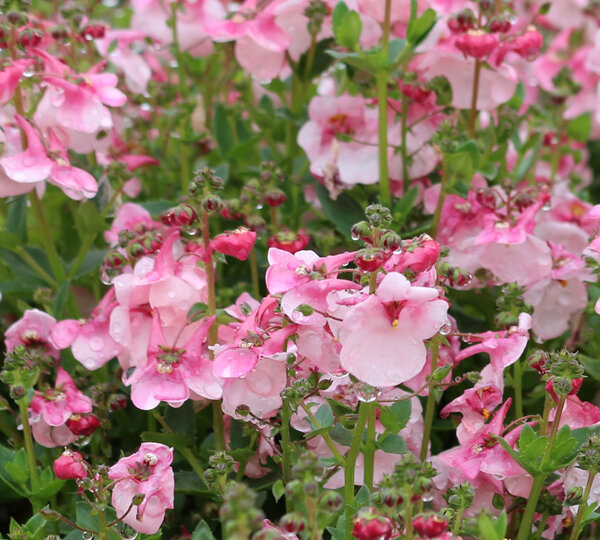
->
455;30;499;59
108;443;174;535
0;59;35;105
338;272;448;387
210;227;257;260
5;308;59;359
29;367;93;448
51;289;122;370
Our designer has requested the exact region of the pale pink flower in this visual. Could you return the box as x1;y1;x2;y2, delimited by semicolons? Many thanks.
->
108;443;174;534
338;272;448;387
5;308;59;359
0;59;35;105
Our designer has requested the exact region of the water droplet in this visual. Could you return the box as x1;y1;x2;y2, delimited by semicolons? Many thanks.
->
140;103;153;112
90;337;104;352
329;368;348;379
421;493;434;502
353;382;382;403
439;320;452;335
169;60;179;68
255;204;263;210
22;67;35;78
100;267;115;285
102;0;119;5
350;231;360;241
542;202;551;211
83;532;94;540
167;291;176;298
292;312;305;322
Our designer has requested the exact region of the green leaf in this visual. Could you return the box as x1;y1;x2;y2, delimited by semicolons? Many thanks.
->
516;425;548;473
566;113;592;142
376;433;407;454
545;425;579;471
444;151;475;187
192;520;216;540
174;471;208;494
407;8;438;48
332;1;349;32
212;103;234;157
355;484;370;508
75;201;104;236
580;354;600;382
329;424;353;447
30;478;65;501
272;479;285;502
326;49;383;73
478;162;498;180
429;76;453;106
378;401;411;433
333;10;362;50
313;403;334;429
393;187;419;224
0;231;22;252
312;181;365;238
6;196;27;242
477;511;507;540
298;38;336;81
539;2;551;14
455;141;480;168
141;431;193;451
492;434;532;474
52;280;71;319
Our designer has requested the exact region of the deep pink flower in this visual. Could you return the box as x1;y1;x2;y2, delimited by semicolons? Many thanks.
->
108;443;174;534
455;30;499;59
211;227;257;260
0;59;35;105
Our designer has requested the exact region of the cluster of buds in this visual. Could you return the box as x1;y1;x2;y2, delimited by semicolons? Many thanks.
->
455;30;499;59
0;346;44;401
352;204;402;273
189;167;224;213
495;283;532;329
530;349;585;400
577;434;600;472
219;482;265;539
80;21;106;40
439;262;473;288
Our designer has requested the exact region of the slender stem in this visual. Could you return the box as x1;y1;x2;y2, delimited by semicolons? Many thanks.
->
400;94;409;192
281;398;293;512
452;507;464;535
67;233;97;280
405;496;414;539
513;359;523;419
345;402;369;540
569;470;597;540
18;398;40;506
420;335;441;461
535;512;549;540
540;396;552;436
516;474;545;540
516;395;567;540
15;246;58;288
303;31;318;81
376;0;393;207
431;169;448;239
363;402;376;492
468;59;482;138
249;248;260;299
97;511;109;540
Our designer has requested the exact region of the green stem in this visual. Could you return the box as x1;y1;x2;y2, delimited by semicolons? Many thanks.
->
377;0;392;207
67;233;97;280
515;475;545;540
452;507;464;536
467;59;482;138
400;94;409;191
535;512;549;540
15;246;58;288
18;398;40;508
363;402;376;492
431;169;448;239
281;398;293;512
516;395;567;540
569;469;597;540
249;248;260;299
345;402;369;540
97;511;109;540
420;335;441;461
513;359;523;419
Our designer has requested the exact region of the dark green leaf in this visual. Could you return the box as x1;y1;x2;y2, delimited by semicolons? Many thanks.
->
376;433;407;454
212;103;234;157
192;521;216;540
330;424;353;447
52;280;71;319
312;182;365;238
6;196;27;242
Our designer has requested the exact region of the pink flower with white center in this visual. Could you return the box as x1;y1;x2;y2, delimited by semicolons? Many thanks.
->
108;443;174;535
51;289;122;370
29;367;93;448
338;272;449;387
126;313;222;409
5;308;59;359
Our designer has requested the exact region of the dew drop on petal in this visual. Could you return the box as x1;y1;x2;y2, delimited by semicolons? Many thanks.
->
90;337;104;352
23;67;35;78
439;320;452;335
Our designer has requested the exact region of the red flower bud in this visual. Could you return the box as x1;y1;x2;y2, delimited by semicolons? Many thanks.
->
267;229;311;254
413;515;449;538
54;449;88;480
18;28;43;48
210;227;257;261
355;249;388;272
66;413;101;436
455;30;498;59
352;512;393;540
545;377;583;403
475;188;496;210
511;26;544;60
81;22;106;40
161;204;198;227
265;189;286;207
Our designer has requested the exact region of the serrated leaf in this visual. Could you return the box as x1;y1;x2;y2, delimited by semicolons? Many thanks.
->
444;151;474;187
5;461;28;484
378;400;411;433
517;424;547;472
355;484;370;508
545;425;579;471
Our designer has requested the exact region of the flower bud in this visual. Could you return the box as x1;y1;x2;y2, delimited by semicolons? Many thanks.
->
565;486;584;506
319;491;343;512
18;28;43;48
7;11;28;26
355;248;388;272
513;192;534;212
81;22;106;40
279;512;307;533
50;26;69;40
161;204;198;227
67;413;101;436
413;515;449;538
352;509;393;540
455;30;499;59
475;188;496;210
511;26;544;60
202;195;223;213
351;220;372;242
53;449;88;480
265;189;286;207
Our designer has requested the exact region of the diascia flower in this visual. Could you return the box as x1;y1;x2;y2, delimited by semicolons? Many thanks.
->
108;443;174;534
338;272;448;387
